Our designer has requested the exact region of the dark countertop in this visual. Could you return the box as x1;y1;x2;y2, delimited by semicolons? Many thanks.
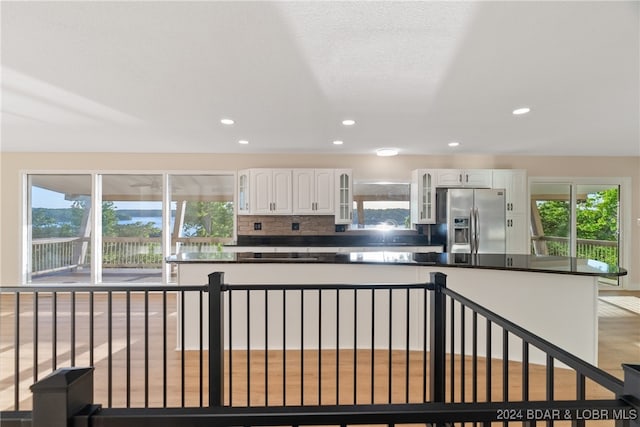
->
166;251;626;277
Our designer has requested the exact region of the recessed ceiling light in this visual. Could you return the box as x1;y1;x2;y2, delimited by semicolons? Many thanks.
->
342;119;356;126
448;141;460;147
238;140;249;145
220;118;235;125
333;140;344;145
512;107;531;115
376;148;398;157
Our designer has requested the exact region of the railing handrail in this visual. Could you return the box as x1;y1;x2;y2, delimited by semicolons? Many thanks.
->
0;284;208;293
221;282;432;292
531;235;618;247
442;286;625;395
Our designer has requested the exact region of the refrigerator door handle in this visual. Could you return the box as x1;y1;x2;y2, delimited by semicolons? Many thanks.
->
474;207;480;254
469;208;475;254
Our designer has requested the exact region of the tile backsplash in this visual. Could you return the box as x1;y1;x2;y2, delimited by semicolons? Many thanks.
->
237;215;337;235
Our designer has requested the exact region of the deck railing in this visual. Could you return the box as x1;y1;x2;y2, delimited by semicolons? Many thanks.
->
31;236;230;275
1;272;638;427
532;235;618;263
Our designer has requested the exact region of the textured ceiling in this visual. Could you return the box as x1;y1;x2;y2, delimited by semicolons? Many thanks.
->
1;1;638;156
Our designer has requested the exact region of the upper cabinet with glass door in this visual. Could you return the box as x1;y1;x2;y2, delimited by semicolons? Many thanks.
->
410;169;437;224
334;169;353;224
237;169;250;215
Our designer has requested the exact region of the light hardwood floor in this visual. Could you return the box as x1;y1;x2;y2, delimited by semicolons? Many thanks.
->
0;289;638;412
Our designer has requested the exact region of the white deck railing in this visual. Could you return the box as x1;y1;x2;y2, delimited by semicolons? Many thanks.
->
32;236;232;275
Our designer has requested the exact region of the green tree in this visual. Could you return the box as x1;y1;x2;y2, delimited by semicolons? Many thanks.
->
576;188;618;241
183;201;234;237
101;201;119;236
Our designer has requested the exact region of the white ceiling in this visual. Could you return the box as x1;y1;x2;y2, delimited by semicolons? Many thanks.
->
1;1;638;156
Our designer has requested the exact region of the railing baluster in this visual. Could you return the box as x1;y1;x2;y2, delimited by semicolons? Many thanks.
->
573;372;586;427
547;355;555;427
14;293;20;410
422;287;427;403
126;290;131;408
90;291;94;368
300;289;304;406
486;319;492;404
247;289;251;406
460;304;466;403
71;291;76;367
450;297;455;403
472;311;477;404
145;290;150;408
336;289;340;405
281;289;285;406
522;340;529;401
318;289;322;405
265;289;269;406
52;292;57;371
371;289;375;405
108;291;112;407
354;288;358;405
181;289;185;407
229;290;234;406
199;290;203;407
388;288;392;404
405;288;409;404
162;290;167;408
503;329;509;404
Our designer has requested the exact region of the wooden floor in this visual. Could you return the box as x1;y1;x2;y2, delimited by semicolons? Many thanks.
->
0;289;638;413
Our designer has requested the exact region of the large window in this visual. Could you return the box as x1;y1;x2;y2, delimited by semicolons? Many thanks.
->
530;179;623;286
352;182;411;229
25;172;234;284
27;174;92;283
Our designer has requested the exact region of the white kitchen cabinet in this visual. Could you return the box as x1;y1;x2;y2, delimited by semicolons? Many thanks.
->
293;169;334;215
493;169;529;254
250;169;292;215
506;213;530;254
237;169;250;215
492;169;527;215
334;169;353;224
435;169;493;188
410;169;437;224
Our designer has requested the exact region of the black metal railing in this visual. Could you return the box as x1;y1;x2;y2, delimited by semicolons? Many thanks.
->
1;271;638;427
0;284;208;410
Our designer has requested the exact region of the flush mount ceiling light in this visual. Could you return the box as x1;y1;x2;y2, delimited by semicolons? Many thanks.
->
342;119;356;126
448;141;460;147
220;118;235;125
238;140;249;145
512;107;531;116
376;148;398;157
333;140;344;145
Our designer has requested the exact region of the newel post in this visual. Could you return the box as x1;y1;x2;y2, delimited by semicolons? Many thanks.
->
30;367;94;427
208;271;225;407
620;364;640;427
429;271;447;403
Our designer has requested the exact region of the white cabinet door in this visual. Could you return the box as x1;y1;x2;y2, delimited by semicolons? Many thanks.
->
492;169;527;215
292;169;315;214
251;169;273;215
464;169;492;188
435;169;463;187
436;169;492;188
314;169;334;214
410;169;436;224
249;169;292;215
506;213;529;254
237;170;250;215
293;169;334;215
271;169;292;214
335;169;353;224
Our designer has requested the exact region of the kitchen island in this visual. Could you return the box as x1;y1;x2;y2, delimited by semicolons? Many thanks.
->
167;251;626;365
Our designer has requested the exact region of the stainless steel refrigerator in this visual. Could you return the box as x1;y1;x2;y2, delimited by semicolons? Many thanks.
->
435;188;506;254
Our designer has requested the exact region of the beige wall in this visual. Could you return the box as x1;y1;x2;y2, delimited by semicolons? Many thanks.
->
1;152;638;288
